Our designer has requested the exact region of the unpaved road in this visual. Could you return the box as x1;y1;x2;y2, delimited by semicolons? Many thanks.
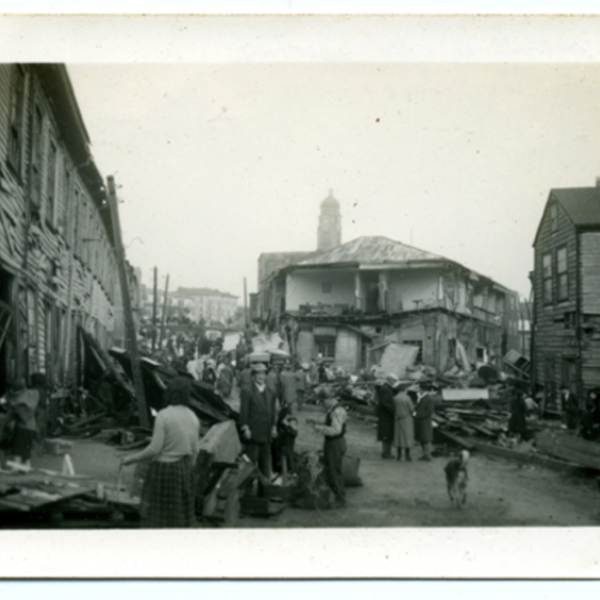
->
25;386;600;528
230;388;600;528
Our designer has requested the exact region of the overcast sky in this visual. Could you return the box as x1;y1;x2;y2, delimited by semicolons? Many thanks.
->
54;19;600;302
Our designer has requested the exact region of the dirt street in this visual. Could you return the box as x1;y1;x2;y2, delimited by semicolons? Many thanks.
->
21;384;600;528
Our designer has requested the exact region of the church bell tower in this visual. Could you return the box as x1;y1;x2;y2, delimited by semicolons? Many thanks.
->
317;189;342;251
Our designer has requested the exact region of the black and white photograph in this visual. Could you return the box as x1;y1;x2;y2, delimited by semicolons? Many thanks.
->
0;12;600;578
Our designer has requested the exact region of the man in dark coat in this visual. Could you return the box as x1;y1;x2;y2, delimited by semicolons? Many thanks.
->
239;364;278;480
412;386;434;461
376;375;397;459
508;391;530;441
561;385;579;430
266;364;282;403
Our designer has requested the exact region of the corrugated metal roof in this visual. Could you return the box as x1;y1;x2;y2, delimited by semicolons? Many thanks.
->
551;187;600;227
295;236;445;267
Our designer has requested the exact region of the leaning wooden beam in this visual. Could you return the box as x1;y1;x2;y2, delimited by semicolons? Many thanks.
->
106;176;149;428
157;274;170;351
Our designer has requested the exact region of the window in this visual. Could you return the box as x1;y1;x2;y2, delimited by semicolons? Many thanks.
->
8;65;25;174
62;168;71;231
403;340;423;363
315;337;336;359
73;187;80;253
550;203;558;233
564;312;576;329
31;106;44;206
321;282;332;294
542;252;552;304
557;246;568;301
46;141;57;226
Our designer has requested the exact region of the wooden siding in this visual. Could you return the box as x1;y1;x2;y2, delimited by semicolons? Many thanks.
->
581;232;600;314
533;196;579;400
0;65;122;385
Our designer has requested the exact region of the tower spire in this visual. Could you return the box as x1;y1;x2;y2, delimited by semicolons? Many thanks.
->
317;190;342;251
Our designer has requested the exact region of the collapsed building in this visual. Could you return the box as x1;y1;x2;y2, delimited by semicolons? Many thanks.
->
0;63;140;395
254;192;521;375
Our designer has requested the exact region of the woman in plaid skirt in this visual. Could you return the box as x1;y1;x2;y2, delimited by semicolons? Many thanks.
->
122;377;200;528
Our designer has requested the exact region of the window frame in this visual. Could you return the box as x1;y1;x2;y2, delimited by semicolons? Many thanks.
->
542;252;553;305
46;139;58;227
31;104;45;207
315;336;336;360
7;65;26;176
556;245;568;301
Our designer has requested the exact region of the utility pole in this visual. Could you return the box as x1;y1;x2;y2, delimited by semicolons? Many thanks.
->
151;266;158;353
243;277;249;329
106;176;149;428
157;274;170;351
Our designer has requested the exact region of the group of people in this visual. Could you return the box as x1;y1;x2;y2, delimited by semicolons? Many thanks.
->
238;361;348;509
117;355;349;527
376;374;435;462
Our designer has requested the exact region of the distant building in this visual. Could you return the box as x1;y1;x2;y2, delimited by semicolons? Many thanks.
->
142;286;238;325
0;64;136;392
531;182;600;409
256;193;520;374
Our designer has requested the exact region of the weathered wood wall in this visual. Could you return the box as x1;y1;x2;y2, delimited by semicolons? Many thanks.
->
0;64;122;388
533;194;582;405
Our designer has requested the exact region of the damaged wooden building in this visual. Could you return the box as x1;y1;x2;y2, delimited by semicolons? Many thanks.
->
0;63;136;395
531;182;600;407
255;191;521;374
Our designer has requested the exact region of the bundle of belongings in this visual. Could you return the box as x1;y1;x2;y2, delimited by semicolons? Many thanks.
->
292;450;363;510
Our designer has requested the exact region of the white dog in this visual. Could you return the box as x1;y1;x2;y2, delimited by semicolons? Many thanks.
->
444;450;470;508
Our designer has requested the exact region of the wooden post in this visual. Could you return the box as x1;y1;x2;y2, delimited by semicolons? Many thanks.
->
106;176;149;428
151;266;158;353
243;277;248;329
63;187;81;384
157;274;170;351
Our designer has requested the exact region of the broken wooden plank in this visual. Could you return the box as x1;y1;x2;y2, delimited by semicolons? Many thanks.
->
442;388;490;401
536;430;600;470
434;428;475;450
468;423;498;439
472;441;583;474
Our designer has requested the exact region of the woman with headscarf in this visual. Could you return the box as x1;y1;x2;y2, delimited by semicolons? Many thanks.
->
121;377;200;528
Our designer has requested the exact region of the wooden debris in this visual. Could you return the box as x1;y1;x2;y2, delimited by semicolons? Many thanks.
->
44;439;74;456
536;430;600;470
197;420;241;464
434;429;475;451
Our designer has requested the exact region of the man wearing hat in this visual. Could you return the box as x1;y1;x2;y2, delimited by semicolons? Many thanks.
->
376;374;399;459
239;363;278;481
308;386;349;509
411;385;435;461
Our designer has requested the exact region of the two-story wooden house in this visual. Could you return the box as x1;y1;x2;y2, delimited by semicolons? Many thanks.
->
0;64;132;394
532;183;600;409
